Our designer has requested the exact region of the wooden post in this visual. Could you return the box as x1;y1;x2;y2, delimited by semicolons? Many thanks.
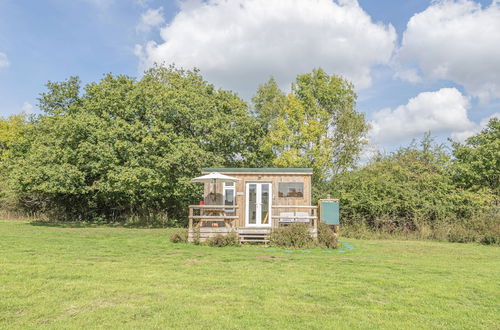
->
188;207;193;231
313;208;318;237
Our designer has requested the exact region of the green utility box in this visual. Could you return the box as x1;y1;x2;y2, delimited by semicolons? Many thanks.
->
319;199;340;225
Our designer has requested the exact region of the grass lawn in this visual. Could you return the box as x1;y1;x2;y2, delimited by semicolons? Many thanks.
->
1;220;499;329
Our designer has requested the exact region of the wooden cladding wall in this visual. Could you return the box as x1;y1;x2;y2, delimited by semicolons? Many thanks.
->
203;173;312;228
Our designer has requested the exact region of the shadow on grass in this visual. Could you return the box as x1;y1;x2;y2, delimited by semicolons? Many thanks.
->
28;220;184;229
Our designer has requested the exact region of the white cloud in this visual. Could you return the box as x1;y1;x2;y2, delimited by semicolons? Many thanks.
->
135;0;150;7
397;0;500;102
84;0;114;8
134;44;143;58
451;112;500;142
136;7;165;32
136;0;396;97
393;68;421;84
21;102;34;115
358;142;381;165
0;52;10;69
369;88;476;143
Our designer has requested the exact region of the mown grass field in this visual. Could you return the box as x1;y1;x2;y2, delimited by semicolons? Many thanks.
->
1;220;499;329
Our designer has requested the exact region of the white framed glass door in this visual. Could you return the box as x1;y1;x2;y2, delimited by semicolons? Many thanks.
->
245;182;272;227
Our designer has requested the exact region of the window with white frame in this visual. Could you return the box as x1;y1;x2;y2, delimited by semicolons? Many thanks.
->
223;182;235;212
278;182;304;198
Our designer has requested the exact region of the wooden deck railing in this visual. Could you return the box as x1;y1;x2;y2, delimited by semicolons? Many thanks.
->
188;204;318;233
188;205;239;229
270;205;318;232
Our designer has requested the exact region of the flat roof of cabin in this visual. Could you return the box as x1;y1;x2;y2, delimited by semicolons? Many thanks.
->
202;168;313;175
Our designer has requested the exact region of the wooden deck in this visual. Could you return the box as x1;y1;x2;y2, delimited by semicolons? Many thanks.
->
188;204;318;243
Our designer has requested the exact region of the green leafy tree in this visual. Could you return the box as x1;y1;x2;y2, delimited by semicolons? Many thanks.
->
252;77;286;132
255;68;369;182
8;66;258;223
0;114;28;209
331;135;494;228
0;114;27;161
452;118;500;197
250;77;286;167
38;76;81;115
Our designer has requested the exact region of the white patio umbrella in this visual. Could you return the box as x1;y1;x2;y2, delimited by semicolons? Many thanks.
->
191;172;240;202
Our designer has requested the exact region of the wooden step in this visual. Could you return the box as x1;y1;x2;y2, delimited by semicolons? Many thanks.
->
238;229;270;244
238;228;271;234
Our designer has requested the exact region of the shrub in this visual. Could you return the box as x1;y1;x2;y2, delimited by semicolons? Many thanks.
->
327;135;496;232
207;232;239;247
442;209;499;245
317;222;338;249
269;223;315;248
126;213;181;228
170;229;188;243
471;210;500;245
340;209;500;246
447;226;477;243
480;235;498;245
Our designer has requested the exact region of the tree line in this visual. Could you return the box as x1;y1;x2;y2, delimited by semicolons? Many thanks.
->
0;65;498;242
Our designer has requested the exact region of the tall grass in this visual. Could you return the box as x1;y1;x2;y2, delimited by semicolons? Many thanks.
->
342;209;500;245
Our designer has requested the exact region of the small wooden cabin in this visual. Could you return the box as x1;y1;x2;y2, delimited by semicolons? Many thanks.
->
188;168;318;243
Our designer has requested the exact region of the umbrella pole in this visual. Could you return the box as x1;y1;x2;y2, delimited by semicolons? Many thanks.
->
213;179;216;203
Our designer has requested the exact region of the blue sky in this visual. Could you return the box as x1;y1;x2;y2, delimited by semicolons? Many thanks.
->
0;0;498;151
